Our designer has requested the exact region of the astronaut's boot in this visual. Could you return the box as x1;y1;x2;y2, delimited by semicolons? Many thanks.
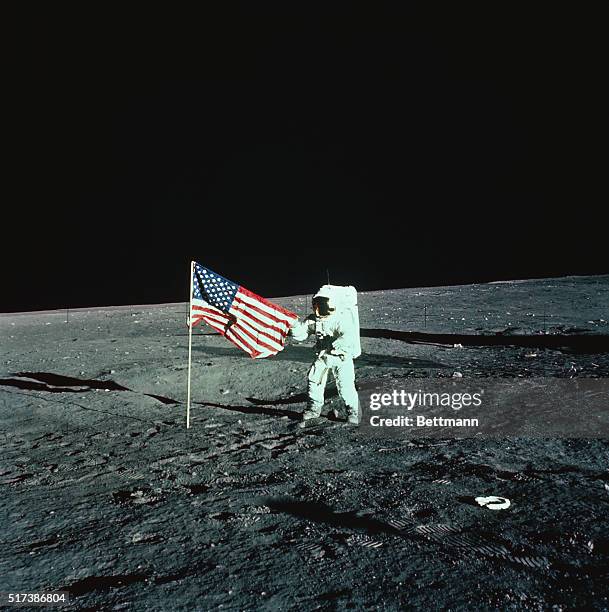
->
344;397;360;426
300;395;324;426
301;407;322;421
299;408;324;428
345;406;360;425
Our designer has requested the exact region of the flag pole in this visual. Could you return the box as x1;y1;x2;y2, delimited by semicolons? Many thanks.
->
186;260;194;429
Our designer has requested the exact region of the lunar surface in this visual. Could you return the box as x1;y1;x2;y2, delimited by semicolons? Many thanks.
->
1;275;608;610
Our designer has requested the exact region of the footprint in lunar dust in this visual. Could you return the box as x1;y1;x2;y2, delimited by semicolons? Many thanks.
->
386;518;415;532
413;523;550;569
269;498;553;570
294;541;327;558
346;534;384;549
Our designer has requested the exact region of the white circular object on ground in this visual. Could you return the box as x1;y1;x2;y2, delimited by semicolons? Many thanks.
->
475;496;511;510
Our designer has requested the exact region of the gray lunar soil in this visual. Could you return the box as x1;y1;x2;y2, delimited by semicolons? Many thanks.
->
1;275;609;610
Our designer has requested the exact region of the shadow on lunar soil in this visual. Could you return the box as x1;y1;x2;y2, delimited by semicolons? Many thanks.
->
361;328;609;354
64;574;149;597
266;498;403;535
268;499;561;572
0;373;324;421
0;372;179;405
12;372;130;391
195;400;300;421
194;343;447;369
61;558;218;597
358;354;447;368
246;391;330;407
191;344;314;363
266;499;552;570
245;376;404;407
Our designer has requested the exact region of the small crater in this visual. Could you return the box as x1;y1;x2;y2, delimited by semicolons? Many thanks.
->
184;484;210;495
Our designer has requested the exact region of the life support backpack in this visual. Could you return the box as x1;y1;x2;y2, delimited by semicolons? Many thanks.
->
313;284;361;359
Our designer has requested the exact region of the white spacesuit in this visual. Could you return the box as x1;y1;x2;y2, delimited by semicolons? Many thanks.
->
289;285;361;425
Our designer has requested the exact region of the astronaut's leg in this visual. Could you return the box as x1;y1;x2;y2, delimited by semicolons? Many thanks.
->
304;358;330;419
333;357;359;424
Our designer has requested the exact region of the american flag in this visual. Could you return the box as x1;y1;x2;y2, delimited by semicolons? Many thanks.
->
190;262;298;359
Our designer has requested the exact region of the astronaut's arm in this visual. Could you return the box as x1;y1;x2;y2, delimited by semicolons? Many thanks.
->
288;316;315;342
330;315;357;357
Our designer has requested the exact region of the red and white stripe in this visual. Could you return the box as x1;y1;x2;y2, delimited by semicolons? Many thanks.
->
191;286;297;359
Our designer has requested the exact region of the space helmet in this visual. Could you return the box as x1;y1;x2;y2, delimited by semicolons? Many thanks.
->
312;286;335;317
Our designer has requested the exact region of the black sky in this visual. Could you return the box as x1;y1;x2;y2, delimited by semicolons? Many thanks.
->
4;7;607;312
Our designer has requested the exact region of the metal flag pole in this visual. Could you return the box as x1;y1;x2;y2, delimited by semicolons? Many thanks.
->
186;260;194;429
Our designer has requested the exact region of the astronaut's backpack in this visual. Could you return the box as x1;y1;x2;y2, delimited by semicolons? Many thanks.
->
315;284;361;359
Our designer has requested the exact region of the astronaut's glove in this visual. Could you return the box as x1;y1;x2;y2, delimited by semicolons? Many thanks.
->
287;317;299;336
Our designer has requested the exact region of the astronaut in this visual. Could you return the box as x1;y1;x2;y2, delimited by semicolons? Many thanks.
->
289;286;360;426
